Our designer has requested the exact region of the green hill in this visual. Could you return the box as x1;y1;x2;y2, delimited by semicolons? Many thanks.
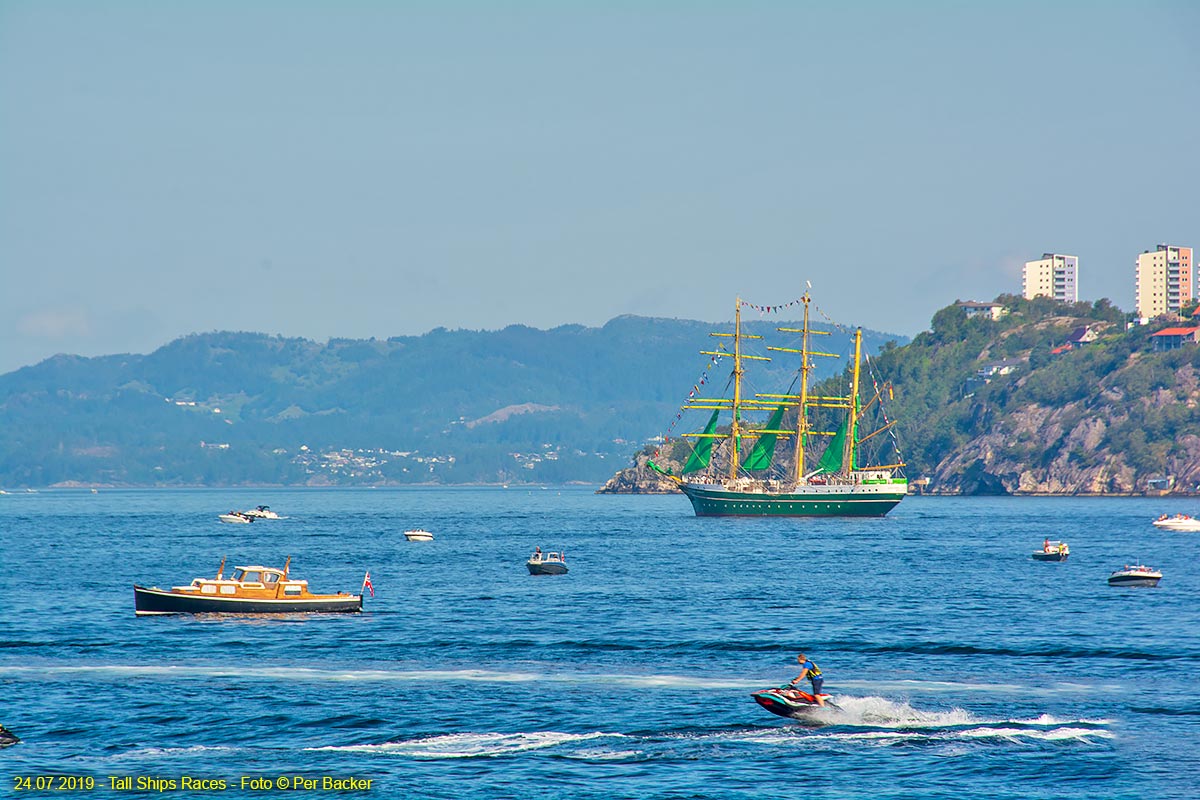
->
610;295;1200;495
0;316;899;487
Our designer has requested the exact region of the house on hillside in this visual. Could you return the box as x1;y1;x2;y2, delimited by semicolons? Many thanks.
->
1052;325;1100;356
1068;326;1099;345
977;358;1023;381
955;300;1007;321
1150;327;1200;351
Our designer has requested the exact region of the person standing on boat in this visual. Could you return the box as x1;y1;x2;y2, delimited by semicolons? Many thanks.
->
790;653;825;706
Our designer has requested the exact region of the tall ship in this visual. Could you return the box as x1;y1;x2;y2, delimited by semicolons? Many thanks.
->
651;292;907;517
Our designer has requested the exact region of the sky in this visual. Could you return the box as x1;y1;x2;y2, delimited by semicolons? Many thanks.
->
2;1;1198;374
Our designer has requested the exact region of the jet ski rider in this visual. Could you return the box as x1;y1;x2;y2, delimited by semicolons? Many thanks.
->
790;653;825;706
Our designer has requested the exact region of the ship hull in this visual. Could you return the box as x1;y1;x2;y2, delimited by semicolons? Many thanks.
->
133;585;362;615
680;482;905;517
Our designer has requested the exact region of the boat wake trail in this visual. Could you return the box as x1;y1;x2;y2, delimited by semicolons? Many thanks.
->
309;731;637;760
772;695;1114;744
309;700;1112;763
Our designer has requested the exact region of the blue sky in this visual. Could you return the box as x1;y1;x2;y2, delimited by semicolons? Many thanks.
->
2;2;1197;374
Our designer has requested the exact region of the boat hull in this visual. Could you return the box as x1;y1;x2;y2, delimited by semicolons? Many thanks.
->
1107;575;1161;587
681;482;906;517
1032;552;1068;562
1153;520;1200;532
133;585;362;615
527;562;568;575
751;688;832;718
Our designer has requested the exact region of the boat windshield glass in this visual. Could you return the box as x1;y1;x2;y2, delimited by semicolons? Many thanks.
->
262;572;280;584
229;569;245;581
241;571;262;583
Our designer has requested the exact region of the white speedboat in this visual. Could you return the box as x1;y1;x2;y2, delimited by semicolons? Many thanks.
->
218;512;253;524
243;505;282;520
1108;564;1162;587
1151;514;1200;532
403;529;434;541
527;549;568;575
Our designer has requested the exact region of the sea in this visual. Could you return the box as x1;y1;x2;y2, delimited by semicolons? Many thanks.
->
2;488;1198;800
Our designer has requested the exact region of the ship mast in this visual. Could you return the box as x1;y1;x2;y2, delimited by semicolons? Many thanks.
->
729;299;743;481
843;327;862;473
793;294;812;483
768;292;835;484
688;298;767;482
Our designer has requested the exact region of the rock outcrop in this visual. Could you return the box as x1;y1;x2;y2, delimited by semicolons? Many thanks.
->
596;450;681;494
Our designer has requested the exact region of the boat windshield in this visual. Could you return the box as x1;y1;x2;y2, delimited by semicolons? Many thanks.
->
240;570;261;583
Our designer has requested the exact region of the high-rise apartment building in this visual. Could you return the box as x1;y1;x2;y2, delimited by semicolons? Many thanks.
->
1134;244;1194;320
1022;253;1078;302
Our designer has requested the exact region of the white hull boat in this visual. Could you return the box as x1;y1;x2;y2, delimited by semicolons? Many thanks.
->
1152;515;1200;532
1108;565;1162;587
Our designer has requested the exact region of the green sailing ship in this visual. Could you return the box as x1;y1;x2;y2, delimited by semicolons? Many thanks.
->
651;292;907;517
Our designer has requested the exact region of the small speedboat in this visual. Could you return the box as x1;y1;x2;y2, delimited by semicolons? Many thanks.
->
751;686;835;718
1107;564;1162;587
1032;540;1069;561
242;505;282;520
403;529;434;542
527;549;568;575
218;512;253;524
1151;514;1200;532
134;557;364;615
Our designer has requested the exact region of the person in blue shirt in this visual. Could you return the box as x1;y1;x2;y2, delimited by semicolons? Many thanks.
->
789;653;825;705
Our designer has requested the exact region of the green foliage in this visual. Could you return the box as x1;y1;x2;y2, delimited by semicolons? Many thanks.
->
816;295;1200;482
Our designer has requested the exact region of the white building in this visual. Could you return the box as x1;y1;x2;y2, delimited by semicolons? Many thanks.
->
1022;253;1078;302
1135;244;1194;320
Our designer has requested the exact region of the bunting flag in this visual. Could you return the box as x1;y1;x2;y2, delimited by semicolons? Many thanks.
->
740;296;806;314
653;348;727;447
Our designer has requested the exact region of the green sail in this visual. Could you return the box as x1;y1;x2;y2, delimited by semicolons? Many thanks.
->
742;404;786;471
814;418;847;474
682;409;721;474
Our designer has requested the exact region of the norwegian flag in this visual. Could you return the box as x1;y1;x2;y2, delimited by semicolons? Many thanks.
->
362;571;374;598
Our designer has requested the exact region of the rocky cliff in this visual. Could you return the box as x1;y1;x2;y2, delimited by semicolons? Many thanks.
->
926;363;1200;495
595;449;681;494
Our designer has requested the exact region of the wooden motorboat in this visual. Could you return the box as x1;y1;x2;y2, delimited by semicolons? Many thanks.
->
1032;540;1069;561
1107;564;1162;587
134;557;363;615
218;512;253;524
527;549;568;575
403;529;434;541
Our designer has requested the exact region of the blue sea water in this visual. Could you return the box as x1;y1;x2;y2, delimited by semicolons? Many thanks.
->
1;488;1198;799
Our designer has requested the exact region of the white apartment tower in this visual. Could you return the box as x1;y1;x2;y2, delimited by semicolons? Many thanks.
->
1022;253;1079;302
1135;244;1194;320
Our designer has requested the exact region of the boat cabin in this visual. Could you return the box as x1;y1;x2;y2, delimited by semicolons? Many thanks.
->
178;565;314;598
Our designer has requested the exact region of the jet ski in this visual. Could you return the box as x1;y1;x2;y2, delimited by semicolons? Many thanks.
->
752;686;836;718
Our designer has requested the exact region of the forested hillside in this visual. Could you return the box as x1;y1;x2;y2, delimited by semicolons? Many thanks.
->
0;316;897;487
605;295;1200;495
